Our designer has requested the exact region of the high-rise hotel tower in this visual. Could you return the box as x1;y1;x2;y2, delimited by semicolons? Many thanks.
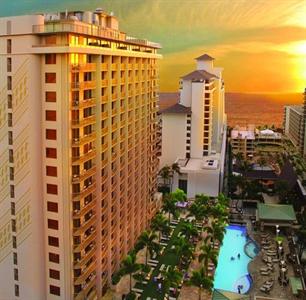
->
0;10;161;300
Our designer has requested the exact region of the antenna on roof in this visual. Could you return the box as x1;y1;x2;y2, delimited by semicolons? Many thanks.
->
110;11;114;16
65;9;68;19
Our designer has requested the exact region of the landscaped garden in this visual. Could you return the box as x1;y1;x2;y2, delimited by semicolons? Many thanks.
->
111;190;230;300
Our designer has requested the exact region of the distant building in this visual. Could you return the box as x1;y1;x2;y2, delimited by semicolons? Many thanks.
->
160;54;227;197
284;89;306;157
231;125;282;159
0;10;161;300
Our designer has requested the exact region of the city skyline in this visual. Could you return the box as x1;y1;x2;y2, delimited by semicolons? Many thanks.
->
0;0;305;93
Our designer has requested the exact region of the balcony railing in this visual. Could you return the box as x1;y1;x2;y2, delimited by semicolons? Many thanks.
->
72;148;96;164
72;115;96;127
71;81;96;90
72;166;97;183
72;132;96;146
71;98;96;109
71;63;96;72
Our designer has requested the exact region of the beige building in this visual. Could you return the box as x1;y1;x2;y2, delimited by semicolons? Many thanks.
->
160;55;227;197
231;125;282;159
284;89;306;157
0;10;161;300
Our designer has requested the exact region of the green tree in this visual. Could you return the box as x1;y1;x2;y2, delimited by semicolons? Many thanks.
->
151;213;169;241
198;244;218;275
181;222;199;240
189;267;214;300
138;230;158;265
188;201;205;223
121;253;141;292
162;194;179;222
173;236;194;266
162;266;182;299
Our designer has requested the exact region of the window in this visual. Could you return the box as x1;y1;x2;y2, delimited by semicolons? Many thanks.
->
45;73;56;83
46;166;57;177
12;236;17;248
14;284;19;297
46;91;56;102
45;54;56;64
46;129;56;140
11;219;16;232
8;131;13;145
47;184;58;195
7;76;12;90
9;149;13;163
49;252;60;263
49;269;60;280
48;219;59;230
8;113;12;127
46;147;57;158
48;236;59;247
13;252;17;265
7;57;12;72
8;94;12;109
46;110;56;121
9;167;14;180
11;202;15;215
7;39;12;53
14;268;18;280
47;201;58;212
49;285;60;296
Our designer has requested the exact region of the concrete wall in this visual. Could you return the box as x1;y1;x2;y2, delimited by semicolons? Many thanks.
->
160;113;186;166
190;83;204;158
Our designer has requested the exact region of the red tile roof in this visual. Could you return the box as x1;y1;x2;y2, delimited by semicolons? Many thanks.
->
195;54;215;61
181;69;218;81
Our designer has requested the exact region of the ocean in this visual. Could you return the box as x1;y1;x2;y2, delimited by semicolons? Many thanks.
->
159;92;303;128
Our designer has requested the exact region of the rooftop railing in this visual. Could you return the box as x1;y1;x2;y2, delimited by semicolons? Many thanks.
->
33;21;161;48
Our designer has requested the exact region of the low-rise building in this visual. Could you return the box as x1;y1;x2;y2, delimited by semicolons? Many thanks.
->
231;126;282;159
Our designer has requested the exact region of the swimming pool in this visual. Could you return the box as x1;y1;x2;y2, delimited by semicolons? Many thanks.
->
213;225;257;294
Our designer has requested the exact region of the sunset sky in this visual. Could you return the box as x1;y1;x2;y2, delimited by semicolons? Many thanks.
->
1;0;305;93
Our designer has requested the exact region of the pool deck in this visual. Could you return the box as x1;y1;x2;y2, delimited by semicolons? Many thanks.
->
248;226;298;299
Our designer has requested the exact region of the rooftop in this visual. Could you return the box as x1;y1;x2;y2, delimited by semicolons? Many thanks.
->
195;54;215;61
257;203;296;222
181;69;218;81
231;129;255;140
287;105;303;115
160;103;191;114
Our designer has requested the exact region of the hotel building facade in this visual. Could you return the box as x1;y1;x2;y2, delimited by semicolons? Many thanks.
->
284;89;306;157
160;55;227;197
0;10;161;300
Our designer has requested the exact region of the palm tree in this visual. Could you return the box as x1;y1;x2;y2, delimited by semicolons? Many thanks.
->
173;236;194;266
258;157;267;171
189;267;214;300
162;194;179;222
181;222;199;240
162;266;182;299
159;165;172;187
171;188;186;203
138;230;158;265
198;244;218;275
151;213;169;241
121;252;141;292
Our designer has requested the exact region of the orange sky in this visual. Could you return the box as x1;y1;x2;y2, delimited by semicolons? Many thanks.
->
1;0;305;93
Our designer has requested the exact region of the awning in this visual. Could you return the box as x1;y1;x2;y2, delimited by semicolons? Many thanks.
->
289;276;302;295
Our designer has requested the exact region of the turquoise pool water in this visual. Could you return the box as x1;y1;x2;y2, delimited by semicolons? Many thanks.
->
213;225;255;294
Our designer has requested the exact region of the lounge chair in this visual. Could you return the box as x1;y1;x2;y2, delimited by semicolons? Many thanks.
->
260;270;271;275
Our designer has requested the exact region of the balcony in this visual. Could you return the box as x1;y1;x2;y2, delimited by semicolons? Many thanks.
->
72;148;96;164
73;196;96;219
72;132;96;146
101;63;108;71
101;111;108;119
72;181;96;201
101;79;108;87
112;79;118;85
71;98;96;110
120;64;126;70
74;245;96;268
72;115;96;127
101;143;108;152
71;81;96;90
72;166;97;183
74;229;96;252
112;93;118;101
101;174;108;184
74;259;96;285
73;213;96;236
101;95;108;104
71;63;96;72
101;127;108;136
111;108;118;116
